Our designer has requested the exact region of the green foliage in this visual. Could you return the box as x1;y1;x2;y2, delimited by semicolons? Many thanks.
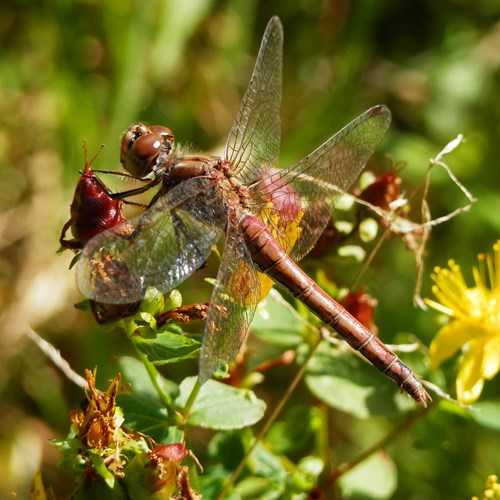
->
305;344;415;418
338;452;397;499
3;1;500;499
42;283;437;498
134;332;201;364
176;378;266;430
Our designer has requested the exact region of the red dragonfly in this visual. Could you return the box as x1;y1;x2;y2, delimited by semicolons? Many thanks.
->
77;17;430;406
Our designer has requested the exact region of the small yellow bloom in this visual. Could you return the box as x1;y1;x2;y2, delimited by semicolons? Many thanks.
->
425;241;500;404
472;474;500;500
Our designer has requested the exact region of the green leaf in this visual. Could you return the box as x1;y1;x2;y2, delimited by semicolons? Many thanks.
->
252;289;304;346
118;356;178;399
235;476;284;500
207;431;245;470
267;405;321;454
139;287;165;316
199;465;240;500
247;442;287;481
468;401;500;431
291;456;324;491
337;244;366;261
134;331;201;364
52;434;87;473
238;443;287;499
176;377;266;429
338;452;397;499
305;342;413;418
88;451;118;489
235;442;287;499
117;392;182;443
74;299;93;313
162;289;183;311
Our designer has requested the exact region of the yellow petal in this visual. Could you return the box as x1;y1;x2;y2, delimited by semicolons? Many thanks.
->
424;298;455;317
456;341;486;404
483;336;500;380
258;273;275;301
429;321;486;369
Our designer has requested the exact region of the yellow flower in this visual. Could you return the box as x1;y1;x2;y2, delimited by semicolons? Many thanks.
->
472;474;500;500
425;241;500;404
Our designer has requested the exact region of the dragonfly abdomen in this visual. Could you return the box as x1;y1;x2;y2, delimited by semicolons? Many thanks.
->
241;214;431;407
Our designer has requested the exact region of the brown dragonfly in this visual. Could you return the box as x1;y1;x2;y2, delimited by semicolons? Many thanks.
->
77;17;431;406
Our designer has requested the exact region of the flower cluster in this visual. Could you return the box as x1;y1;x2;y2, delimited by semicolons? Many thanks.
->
472;474;500;500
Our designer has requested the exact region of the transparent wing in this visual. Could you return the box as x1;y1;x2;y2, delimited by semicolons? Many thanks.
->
77;177;225;304
225;16;283;184
249;105;391;261
198;213;260;383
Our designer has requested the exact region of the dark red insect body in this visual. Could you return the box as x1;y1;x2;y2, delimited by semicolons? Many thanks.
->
60;145;126;251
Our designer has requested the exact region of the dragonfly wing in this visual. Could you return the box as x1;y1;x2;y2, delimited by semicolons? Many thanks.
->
198;213;260;383
77;177;225;304
226;16;283;184
250;105;391;261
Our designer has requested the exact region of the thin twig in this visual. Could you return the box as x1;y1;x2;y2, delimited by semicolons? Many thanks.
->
329;403;433;483
25;327;88;389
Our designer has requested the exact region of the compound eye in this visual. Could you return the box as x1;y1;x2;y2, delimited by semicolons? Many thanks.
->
148;125;174;141
124;133;163;177
147;125;175;157
120;123;149;165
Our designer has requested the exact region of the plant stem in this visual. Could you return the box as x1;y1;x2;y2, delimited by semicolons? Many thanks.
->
182;378;202;418
219;335;323;499
131;338;173;409
329;403;434;483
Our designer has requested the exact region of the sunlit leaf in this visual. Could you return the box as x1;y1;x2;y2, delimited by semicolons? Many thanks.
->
252;289;304;346
338;451;397;499
292;456;324;491
240;443;287;499
88;451;119;489
176;377;266;429
235;476;284;500
134;331;201;364
337;244;366;261
305;342;413;418
468;401;500;431
247;442;287;481
118;356;178;399
139;287;165;316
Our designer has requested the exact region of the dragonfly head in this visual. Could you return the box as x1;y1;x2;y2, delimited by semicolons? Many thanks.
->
120;123;175;178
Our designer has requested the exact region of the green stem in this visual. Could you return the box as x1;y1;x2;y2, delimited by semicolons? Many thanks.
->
329;403;434;483
219;335;323;499
130;335;173;409
182;378;202;418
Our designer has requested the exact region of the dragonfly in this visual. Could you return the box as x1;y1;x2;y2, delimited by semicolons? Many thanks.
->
77;16;431;406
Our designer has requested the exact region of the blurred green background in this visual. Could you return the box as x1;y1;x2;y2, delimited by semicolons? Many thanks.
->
1;0;500;498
